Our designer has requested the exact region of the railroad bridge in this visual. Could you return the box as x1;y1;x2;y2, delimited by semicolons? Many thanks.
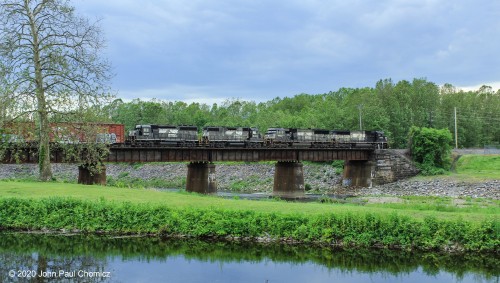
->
1;145;417;197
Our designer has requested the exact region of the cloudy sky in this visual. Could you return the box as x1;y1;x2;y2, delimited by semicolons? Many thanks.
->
74;0;500;103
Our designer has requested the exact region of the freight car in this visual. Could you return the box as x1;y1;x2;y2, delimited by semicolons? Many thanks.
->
2;122;388;149
0;122;125;144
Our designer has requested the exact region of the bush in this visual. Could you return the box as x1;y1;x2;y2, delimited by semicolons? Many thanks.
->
331;160;344;174
408;127;452;175
0;197;498;252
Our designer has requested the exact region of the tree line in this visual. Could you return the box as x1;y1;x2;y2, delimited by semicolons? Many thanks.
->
103;78;500;149
1;0;498;183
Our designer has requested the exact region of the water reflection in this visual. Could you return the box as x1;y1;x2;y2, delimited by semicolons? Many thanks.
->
0;232;498;283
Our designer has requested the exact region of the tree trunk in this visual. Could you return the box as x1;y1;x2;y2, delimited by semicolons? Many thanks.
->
29;7;52;181
38;110;52;181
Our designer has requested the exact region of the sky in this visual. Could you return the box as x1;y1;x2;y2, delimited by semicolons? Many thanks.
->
73;0;500;104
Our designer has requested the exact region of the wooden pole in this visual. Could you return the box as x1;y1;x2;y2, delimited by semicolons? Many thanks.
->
454;107;458;149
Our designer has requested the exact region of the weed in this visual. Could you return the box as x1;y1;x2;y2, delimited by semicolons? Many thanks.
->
305;184;313;191
331;160;344;174
0;181;498;252
117;172;130;178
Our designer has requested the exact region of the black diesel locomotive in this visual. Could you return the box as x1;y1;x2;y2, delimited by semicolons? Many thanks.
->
126;124;388;149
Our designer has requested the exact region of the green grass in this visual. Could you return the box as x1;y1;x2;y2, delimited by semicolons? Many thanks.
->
411;154;500;182
454;155;500;179
0;180;498;252
367;196;499;216
106;176;186;189
0;180;497;223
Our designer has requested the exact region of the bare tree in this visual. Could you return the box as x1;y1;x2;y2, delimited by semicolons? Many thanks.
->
0;0;112;181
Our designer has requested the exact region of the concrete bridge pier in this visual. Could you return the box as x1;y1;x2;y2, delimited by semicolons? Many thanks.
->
186;162;217;194
342;160;373;187
273;162;305;198
78;163;107;185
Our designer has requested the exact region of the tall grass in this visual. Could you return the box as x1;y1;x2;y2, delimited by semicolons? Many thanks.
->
0;197;498;252
0;180;498;252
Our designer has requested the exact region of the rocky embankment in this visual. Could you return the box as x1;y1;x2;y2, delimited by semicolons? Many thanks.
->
354;179;499;199
0;163;498;199
0;163;340;193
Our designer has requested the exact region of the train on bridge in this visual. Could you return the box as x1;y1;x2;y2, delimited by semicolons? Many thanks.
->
1;123;388;149
127;125;388;149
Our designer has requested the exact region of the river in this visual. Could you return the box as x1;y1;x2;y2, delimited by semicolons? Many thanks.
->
0;232;498;283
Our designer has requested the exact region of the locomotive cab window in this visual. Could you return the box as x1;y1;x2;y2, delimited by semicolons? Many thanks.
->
142;126;151;136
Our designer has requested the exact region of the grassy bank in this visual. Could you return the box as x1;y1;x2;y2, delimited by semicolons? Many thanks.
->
0;181;498;221
0;181;498;252
454;155;500;180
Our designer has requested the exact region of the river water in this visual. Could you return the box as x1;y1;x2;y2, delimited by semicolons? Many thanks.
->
0;232;498;283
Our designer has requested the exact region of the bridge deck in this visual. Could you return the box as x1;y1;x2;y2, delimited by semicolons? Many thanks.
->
2;145;373;163
107;147;371;162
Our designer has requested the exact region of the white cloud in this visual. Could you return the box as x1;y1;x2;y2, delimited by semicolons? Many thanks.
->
457;82;500;92
73;0;500;101
117;84;266;104
360;0;447;29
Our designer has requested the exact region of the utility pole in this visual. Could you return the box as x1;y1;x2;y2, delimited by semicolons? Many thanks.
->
358;104;363;131
454;107;458;149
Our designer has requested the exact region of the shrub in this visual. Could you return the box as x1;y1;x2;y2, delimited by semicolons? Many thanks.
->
0;197;497;252
408;127;452;175
331;160;344;174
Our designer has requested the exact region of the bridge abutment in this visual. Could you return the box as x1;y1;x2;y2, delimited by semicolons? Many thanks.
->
342;160;373;187
186;162;217;194
372;149;419;185
273;162;305;198
78;163;107;185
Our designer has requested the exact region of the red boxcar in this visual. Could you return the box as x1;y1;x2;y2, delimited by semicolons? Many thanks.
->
51;122;125;143
2;122;125;144
100;123;125;143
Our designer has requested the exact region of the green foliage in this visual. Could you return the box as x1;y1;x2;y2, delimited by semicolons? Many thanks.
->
0;196;498;252
229;180;249;192
369;196;499;215
2;180;497;223
226;175;269;192
1;233;498;280
1;1;113;181
304;183;313;191
0;180;498;253
331;160;345;174
102;79;499;149
107;176;186;189
408;127;453;175
455;155;500;179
